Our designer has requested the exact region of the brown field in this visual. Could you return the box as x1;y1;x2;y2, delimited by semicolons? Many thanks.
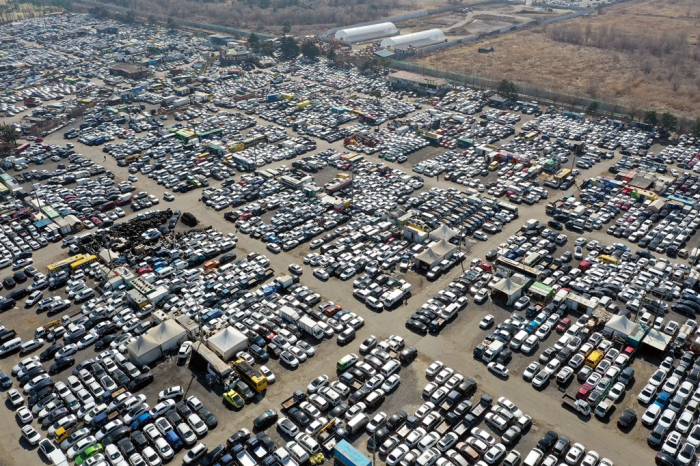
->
414;0;700;116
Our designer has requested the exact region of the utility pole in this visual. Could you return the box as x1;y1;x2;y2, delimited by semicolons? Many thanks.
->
372;430;376;466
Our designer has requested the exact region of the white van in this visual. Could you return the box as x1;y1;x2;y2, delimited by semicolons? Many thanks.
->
156;267;174;279
0;337;23;355
510;330;529;351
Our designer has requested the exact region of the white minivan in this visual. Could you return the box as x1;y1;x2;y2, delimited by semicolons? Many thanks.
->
0;337;23;355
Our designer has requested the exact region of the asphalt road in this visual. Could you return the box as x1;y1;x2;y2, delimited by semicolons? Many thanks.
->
0;106;676;466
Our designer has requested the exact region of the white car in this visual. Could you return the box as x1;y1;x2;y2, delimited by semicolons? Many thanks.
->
17;406;33;424
183;443;208;465
142;446;163;466
281;351;300;368
260;365;275;383
105;444;125;465
66;436;96;459
565;443;585;465
21;424;42;445
177;423;197;446
479;315;495;329
187;413;208;436
158;386;183;401
381;374;401;393
532;370;550;388
7;388;24;407
487;362;509;377
154;437;174;460
366;412;387;434
425;361;444;378
149;400;176;418
20;338;45;354
178;341;193;359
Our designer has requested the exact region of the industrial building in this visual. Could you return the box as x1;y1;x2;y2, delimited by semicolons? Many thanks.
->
387;71;448;96
380;29;446;50
108;64;148;79
335;23;398;44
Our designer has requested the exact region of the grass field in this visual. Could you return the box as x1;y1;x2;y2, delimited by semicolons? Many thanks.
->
413;0;700;117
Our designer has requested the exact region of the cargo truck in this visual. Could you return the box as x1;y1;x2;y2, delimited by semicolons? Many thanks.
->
298;316;324;340
334;440;370;466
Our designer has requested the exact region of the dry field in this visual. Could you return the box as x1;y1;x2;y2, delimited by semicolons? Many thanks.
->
414;0;700;116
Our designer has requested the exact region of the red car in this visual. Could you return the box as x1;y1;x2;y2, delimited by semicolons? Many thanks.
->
576;383;593;400
556;318;571;333
90;216;102;226
478;262;493;272
323;305;342;317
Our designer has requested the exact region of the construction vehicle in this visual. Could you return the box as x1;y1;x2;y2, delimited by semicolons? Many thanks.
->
35;319;62;339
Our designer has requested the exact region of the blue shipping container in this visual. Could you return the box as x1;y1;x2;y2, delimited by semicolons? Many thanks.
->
334;440;370;466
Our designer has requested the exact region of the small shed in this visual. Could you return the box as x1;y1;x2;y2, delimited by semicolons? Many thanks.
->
642;329;673;356
126;335;161;366
528;281;554;302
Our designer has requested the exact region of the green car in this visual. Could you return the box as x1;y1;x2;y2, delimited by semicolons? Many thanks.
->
224;389;245;408
75;444;104;465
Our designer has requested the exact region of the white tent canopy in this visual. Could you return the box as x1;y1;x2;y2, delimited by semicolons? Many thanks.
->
127;320;187;365
127;335;160;366
207;327;248;361
605;315;636;337
429;223;458;242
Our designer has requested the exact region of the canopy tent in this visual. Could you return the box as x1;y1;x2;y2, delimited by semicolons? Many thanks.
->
414;247;442;270
491;274;528;306
432;238;456;257
429;224;458;242
127;320;187;365
604;315;637;337
207;327;248;361
127;335;161;366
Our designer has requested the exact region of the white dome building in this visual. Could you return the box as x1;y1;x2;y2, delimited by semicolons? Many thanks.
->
335;23;398;44
380;29;446;50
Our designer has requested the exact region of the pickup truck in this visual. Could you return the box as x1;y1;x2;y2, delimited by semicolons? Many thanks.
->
232;443;258;466
469;395;492;418
429;318;446;333
561;393;591;416
281;390;307;411
435;420;450;435
246;437;268;460
440;390;463;412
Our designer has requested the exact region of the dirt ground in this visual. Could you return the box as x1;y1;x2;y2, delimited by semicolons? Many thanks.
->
414;0;700;117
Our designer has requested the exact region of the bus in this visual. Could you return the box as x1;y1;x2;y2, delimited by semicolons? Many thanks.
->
47;254;86;274
497;201;519;217
69;254;98;272
554;168;571;181
516;101;540;111
524;132;538;142
598;255;619;266
15;143;30;154
232;359;268;393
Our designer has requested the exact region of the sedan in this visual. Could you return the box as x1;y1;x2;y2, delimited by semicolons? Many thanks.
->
277;417;300;437
183;443;208;465
17;406;33;424
157;386;183;401
280;351;299;368
21;424;42;445
565;443;585;465
523;362;540;382
487;362;508;378
532;370;550;388
187;413;208;436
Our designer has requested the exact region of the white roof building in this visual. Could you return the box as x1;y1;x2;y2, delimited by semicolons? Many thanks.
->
335;23;398;44
381;29;446;50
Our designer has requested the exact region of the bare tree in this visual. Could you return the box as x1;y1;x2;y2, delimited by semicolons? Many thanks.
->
672;74;682;92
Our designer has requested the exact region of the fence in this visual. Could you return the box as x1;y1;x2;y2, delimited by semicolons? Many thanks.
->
72;0;273;39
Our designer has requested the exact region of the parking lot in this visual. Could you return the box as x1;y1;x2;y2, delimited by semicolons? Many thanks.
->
2;12;700;466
